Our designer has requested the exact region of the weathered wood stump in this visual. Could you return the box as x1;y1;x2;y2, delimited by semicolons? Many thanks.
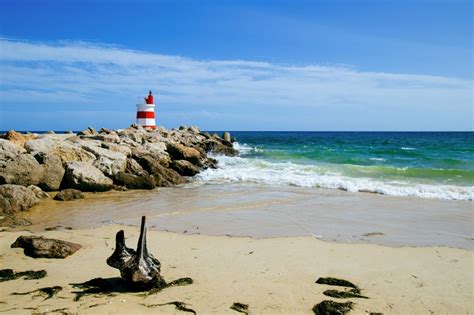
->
106;216;162;286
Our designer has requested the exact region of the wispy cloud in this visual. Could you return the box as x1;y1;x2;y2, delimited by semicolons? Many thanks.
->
0;38;472;130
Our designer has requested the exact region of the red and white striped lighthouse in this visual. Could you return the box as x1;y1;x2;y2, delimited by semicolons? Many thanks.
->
136;90;156;129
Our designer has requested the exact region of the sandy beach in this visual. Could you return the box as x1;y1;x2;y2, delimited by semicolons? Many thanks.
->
0;224;472;314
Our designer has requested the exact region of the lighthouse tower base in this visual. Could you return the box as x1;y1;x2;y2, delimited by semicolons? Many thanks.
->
136;103;156;129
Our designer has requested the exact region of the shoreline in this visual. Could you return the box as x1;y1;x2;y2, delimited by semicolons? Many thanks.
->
1;225;472;314
12;182;474;250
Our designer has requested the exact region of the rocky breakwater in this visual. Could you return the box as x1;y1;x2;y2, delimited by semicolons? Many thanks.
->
0;126;237;220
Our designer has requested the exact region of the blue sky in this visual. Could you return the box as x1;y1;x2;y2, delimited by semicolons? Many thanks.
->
0;0;472;131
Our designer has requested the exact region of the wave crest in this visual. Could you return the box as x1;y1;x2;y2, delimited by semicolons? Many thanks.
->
197;155;473;201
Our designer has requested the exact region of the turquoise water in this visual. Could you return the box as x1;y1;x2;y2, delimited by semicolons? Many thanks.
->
198;132;473;200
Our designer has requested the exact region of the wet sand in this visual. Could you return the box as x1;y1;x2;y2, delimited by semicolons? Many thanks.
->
21;183;473;249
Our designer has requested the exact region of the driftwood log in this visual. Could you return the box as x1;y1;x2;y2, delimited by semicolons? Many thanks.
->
107;216;162;285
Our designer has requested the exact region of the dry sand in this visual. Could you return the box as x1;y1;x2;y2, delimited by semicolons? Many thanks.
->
0;225;472;314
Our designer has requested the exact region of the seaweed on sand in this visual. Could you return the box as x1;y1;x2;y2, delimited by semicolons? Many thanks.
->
230;302;249;314
323;289;368;299
71;276;193;301
11;286;62;300
315;277;358;289
0;269;47;282
312;300;353;315
141;301;196;314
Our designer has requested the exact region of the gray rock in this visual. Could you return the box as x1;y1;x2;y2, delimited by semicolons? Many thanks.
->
0;139;26;160
114;172;156;190
222;131;232;142
11;236;81;258
52;143;96;164
79;141;127;177
77;127;97;136
0;154;44;186
166;142;203;166
46;130;55;134
65;161;113;192
54;189;84;201
24;137;56;155
101;142;132;156
124;158;146;176
99;127;112;134
93;134;120;143
27;185;50;199
0;184;40;214
170;160;201;176
142;142;167;155
134;155;186;186
188;126;201;134
203;139;239;156
35;153;65;191
93;155;127;178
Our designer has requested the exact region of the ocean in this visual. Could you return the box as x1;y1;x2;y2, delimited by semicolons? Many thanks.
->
198;132;473;201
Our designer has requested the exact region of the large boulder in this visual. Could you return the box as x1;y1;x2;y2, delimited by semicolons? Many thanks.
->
77;127;98;136
114;172;156;189
25;138;56;155
53;189;84;201
11;236;81;259
170;160;201;176
0;154;44;186
27;185;50;199
1;130;35;147
24;134;73;155
34;153;65;191
132;146;171;167
188;126;201;134
93;155;127;178
166;142;203;166
112;158;156;190
118;128;146;144
135;155;186;186
0;139;26;160
222;131;232;143
79;141;127;177
203;139;238;156
101;142;132;156
65;161;113;192
0;184;40;214
92;134;120;143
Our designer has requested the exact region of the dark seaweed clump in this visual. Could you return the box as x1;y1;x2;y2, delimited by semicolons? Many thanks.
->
0;269;47;282
71;276;193;301
312;300;354;315
11;286;62;300
142;301;196;314
323;289;368;299
315;277;358;289
230;302;249;314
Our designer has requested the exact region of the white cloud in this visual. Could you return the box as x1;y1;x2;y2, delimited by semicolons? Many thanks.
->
0;38;472;130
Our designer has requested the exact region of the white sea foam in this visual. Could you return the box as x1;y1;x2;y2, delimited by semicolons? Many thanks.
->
401;147;417;150
369;157;386;161
232;142;262;155
197;155;473;201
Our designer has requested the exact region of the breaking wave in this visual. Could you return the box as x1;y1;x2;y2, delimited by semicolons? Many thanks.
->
197;143;473;201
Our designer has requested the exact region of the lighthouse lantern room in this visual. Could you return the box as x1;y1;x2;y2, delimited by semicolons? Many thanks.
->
136;90;156;129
